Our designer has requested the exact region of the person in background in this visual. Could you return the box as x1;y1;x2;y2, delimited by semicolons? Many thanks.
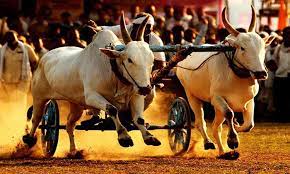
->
153;16;166;37
0;30;38;110
96;9;115;26
184;28;196;45
263;32;281;114
161;30;174;61
130;4;140;19
28;14;49;38
31;36;48;59
0;17;9;44
216;28;229;43
273;26;290;122
145;4;157;19
60;12;74;37
164;5;175;31
206;33;217;44
65;28;86;48
45;23;66;50
172;25;185;45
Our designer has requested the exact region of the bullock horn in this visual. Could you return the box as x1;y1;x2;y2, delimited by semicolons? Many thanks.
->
248;5;256;32
222;7;239;37
136;15;150;41
120;12;132;44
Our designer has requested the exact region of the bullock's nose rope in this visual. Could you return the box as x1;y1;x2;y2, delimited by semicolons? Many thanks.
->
121;62;142;88
224;49;253;78
121;62;152;96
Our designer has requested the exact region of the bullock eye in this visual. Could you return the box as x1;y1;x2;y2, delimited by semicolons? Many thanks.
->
241;47;245;51
128;58;133;63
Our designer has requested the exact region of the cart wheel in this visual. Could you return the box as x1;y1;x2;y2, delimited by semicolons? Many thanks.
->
168;97;191;155
41;100;59;157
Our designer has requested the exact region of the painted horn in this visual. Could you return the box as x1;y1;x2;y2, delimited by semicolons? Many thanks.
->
136;15;150;41
222;7;239;37
248;5;257;32
120;12;132;44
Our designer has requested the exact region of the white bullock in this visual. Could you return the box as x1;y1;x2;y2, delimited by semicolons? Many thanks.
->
176;6;275;158
23;14;161;155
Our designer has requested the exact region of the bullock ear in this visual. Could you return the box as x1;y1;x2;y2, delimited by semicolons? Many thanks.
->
99;48;122;58
264;35;276;47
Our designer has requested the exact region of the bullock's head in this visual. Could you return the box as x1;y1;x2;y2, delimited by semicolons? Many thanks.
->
100;13;154;96
222;6;276;80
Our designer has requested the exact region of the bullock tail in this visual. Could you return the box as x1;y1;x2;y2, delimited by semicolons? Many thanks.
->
26;106;33;121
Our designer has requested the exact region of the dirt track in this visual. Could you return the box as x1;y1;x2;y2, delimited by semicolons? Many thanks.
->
0;154;289;174
0;123;289;174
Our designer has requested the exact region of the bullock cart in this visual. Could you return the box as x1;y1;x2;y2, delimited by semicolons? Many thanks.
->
32;44;235;157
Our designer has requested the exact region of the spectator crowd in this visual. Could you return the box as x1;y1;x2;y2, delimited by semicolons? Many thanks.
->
0;1;289;122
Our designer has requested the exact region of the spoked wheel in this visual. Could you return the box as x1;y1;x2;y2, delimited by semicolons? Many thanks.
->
41;100;59;157
168;97;191;155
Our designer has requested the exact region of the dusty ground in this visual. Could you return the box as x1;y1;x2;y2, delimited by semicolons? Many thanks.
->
0;123;289;174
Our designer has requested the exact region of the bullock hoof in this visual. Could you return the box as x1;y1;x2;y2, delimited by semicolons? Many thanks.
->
144;137;161;146
217;151;240;160
204;142;215;150
227;138;239;149
22;134;37;148
67;150;85;159
118;137;134;147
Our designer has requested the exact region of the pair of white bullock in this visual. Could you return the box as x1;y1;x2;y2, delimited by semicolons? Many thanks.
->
23;7;275;158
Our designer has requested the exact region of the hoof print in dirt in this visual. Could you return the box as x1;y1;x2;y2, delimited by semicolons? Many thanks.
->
204;142;215;150
22;134;37;148
118;138;134;147
217;151;240;160
144;137;161;146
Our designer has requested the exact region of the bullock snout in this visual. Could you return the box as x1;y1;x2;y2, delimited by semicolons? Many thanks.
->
252;71;268;80
138;85;152;96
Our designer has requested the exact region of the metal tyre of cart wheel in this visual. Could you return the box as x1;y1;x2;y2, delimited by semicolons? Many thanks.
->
41;100;59;157
168;97;191;155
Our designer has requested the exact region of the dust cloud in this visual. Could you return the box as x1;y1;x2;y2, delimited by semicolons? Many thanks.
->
55;90;175;160
0;91;43;159
0;89;217;160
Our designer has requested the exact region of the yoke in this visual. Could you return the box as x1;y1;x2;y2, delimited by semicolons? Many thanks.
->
107;44;236;84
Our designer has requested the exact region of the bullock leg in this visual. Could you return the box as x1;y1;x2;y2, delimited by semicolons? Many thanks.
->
23;99;47;148
189;96;215;150
130;95;161;146
186;93;215;150
235;99;255;132
66;103;83;154
211;96;239;151
212;109;225;155
84;91;133;147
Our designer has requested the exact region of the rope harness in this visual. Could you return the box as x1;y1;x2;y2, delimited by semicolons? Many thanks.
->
176;44;254;79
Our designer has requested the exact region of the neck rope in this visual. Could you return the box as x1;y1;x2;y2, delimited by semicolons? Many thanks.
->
224;50;253;78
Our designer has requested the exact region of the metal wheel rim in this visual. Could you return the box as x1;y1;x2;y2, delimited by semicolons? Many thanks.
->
168;97;191;155
41;100;59;157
